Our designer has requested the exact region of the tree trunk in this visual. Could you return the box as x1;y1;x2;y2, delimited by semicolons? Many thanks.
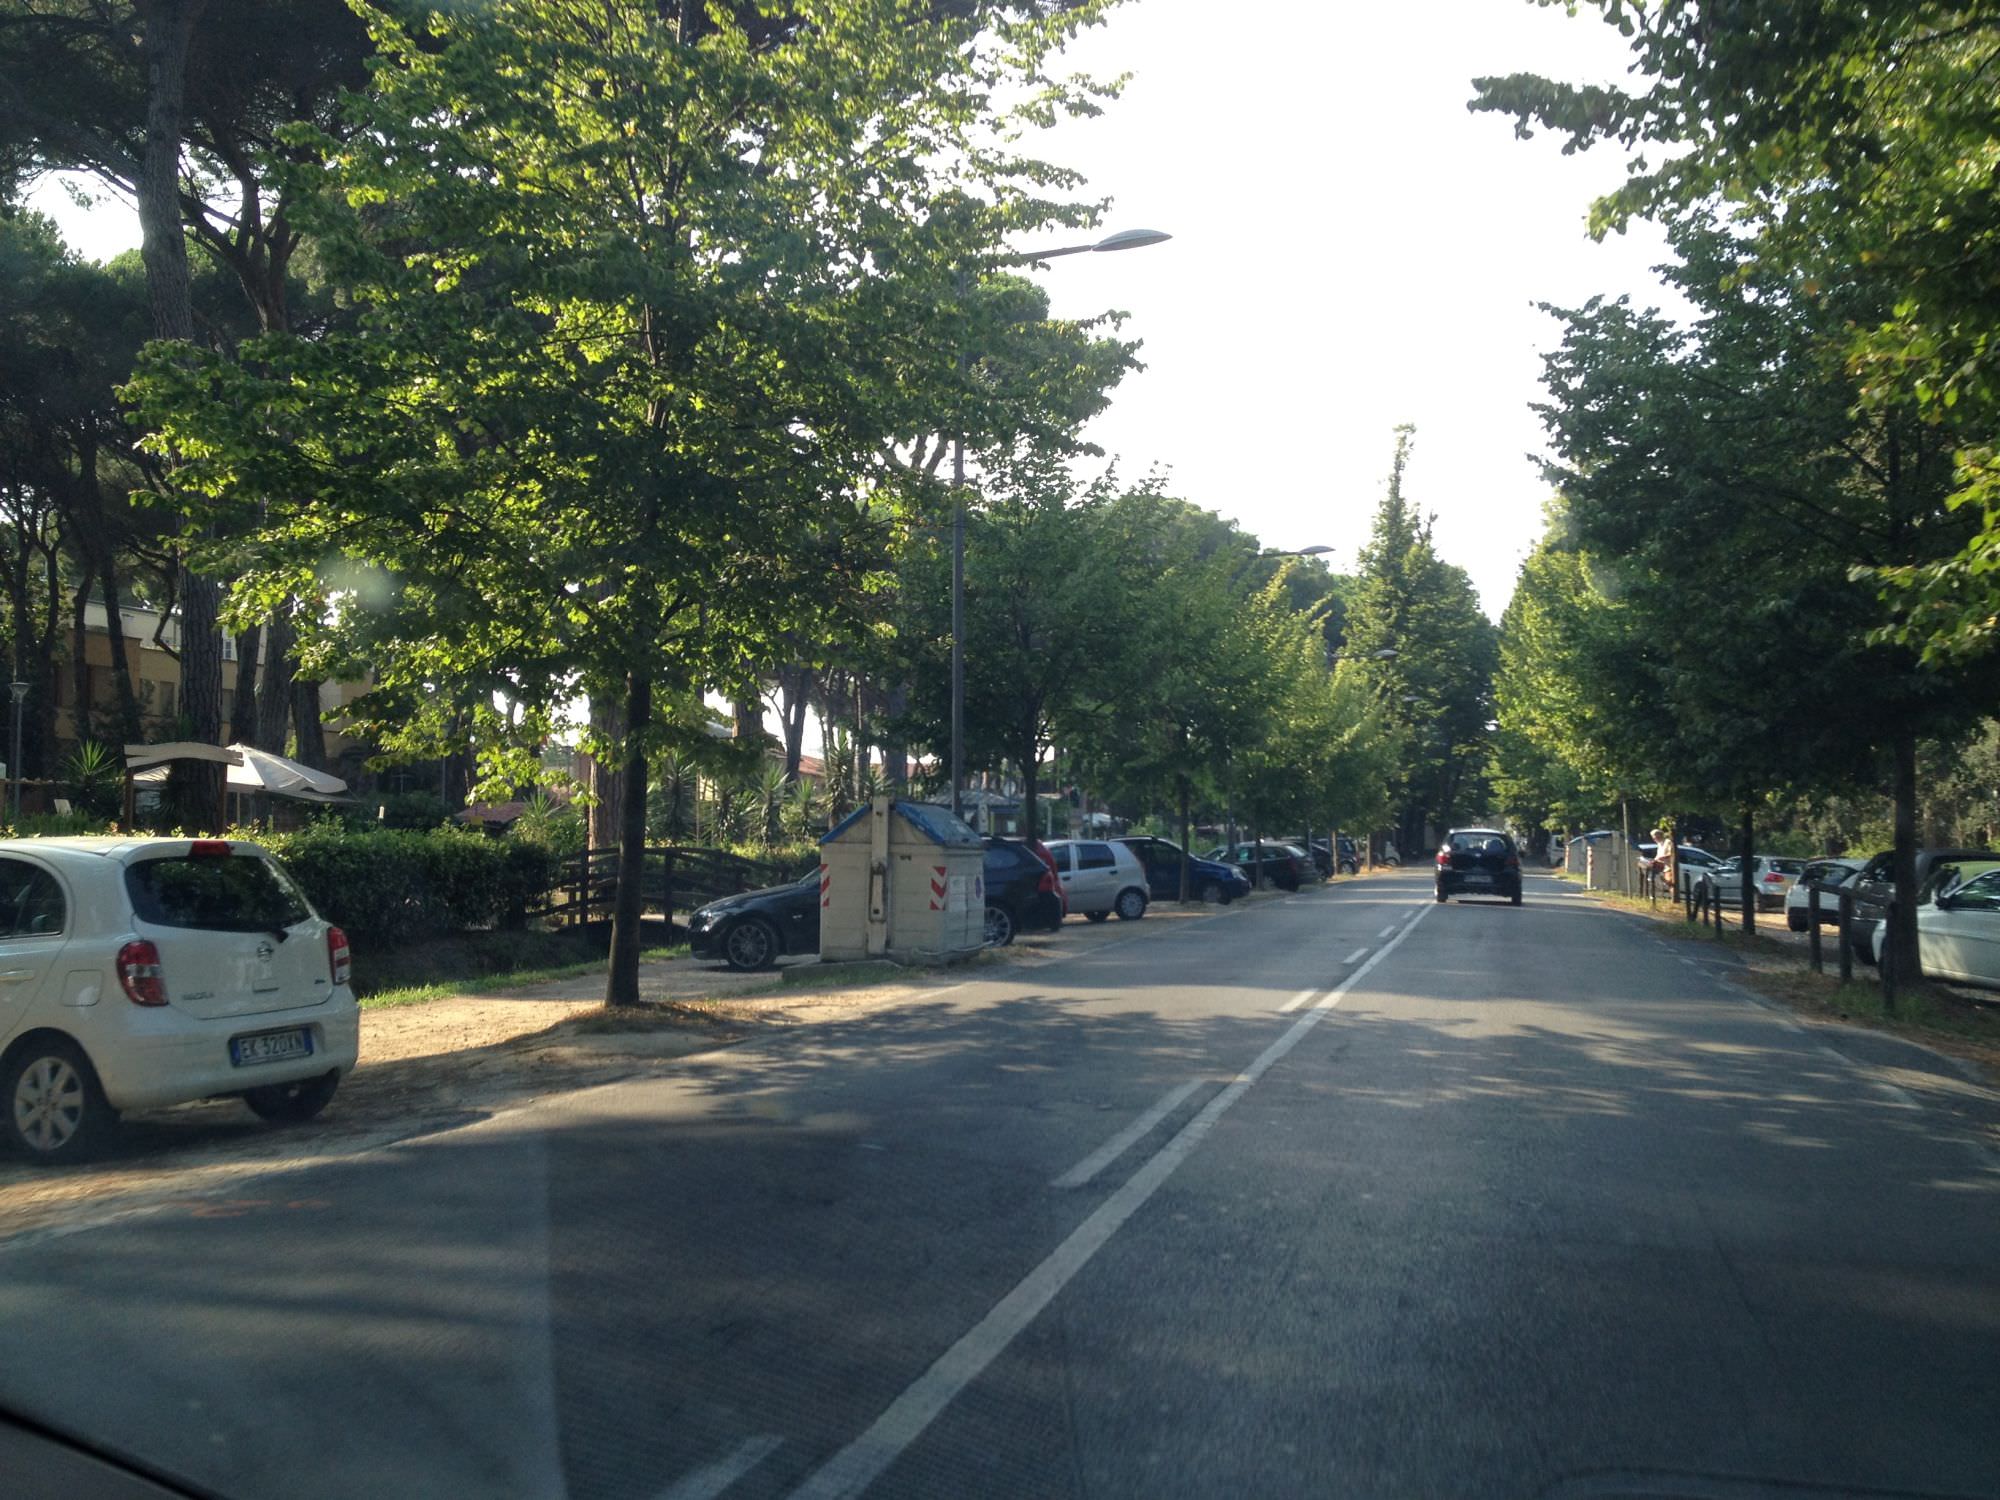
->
588;693;627;851
291;677;327;769
69;574;91;747
1886;724;1920;1006
230;622;261;746
1018;733;1038;845
138;0;205;346
1178;770;1193;907
778;666;810;780
99;562;142;745
606;671;652;1007
1738;803;1755;935
257;613;294;752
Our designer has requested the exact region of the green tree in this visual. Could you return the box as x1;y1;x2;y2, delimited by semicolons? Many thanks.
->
136;0;1122;1002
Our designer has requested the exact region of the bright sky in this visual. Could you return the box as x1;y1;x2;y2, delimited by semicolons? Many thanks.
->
25;0;1677;620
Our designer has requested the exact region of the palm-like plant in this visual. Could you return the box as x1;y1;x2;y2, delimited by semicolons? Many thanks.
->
62;741;124;819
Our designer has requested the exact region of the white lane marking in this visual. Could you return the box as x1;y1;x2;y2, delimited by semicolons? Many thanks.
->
657;1435;784;1500
1050;1079;1206;1189
1276;986;1319;1014
789;902;1434;1500
1340;947;1368;965
1378;925;1397;939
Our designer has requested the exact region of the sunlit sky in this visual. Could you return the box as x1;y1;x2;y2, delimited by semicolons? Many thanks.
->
25;0;1680;619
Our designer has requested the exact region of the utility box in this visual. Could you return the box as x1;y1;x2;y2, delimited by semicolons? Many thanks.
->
818;796;985;963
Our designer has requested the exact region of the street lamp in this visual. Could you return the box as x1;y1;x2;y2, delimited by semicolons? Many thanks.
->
951;227;1173;820
7;679;27;824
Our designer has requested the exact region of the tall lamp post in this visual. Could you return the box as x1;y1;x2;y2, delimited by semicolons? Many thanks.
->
950;227;1172;823
7;679;27;824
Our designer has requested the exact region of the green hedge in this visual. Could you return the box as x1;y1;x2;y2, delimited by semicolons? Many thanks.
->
246;824;560;946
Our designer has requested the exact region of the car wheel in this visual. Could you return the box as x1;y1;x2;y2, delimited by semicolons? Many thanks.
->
1786;911;1807;933
1114;888;1148;921
1434;886;1447;903
723;917;779;971
3;1037;113;1163
1085;910;1111;924
984;904;1015;947
1510;888;1523;906
243;1070;341;1124
1200;880;1225;905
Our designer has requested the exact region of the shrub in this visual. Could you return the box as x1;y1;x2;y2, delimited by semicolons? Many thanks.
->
246;822;560;945
377;790;452;830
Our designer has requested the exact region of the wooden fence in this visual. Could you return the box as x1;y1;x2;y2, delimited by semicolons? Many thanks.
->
532;845;810;928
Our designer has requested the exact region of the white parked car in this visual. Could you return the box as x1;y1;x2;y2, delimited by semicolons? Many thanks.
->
1706;855;1808;912
1043;838;1151;921
1868;867;2000;988
0;837;359;1162
1784;857;1865;931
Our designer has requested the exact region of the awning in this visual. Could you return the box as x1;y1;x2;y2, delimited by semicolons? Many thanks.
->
130;743;348;800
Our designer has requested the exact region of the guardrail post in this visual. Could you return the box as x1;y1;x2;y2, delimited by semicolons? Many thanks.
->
1837;887;1854;983
1807;884;1822;973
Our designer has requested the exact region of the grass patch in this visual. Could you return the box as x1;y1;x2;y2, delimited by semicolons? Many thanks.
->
356;924;685;1009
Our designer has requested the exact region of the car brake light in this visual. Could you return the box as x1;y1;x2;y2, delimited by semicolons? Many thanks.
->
1763;872;1785;884
189;839;230;857
117;940;168;1006
327;926;351;987
1037;869;1056;894
1436;850;1450;867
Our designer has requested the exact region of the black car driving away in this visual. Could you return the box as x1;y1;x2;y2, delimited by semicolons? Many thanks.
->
1435;827;1524;905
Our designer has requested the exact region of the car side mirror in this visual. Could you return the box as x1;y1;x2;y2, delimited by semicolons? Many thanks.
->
1935;893;1958;911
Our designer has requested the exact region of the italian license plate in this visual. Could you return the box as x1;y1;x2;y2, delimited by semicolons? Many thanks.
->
231;1029;313;1067
1464;872;1492;885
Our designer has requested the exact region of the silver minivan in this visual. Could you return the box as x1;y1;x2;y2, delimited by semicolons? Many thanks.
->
1043;838;1151;922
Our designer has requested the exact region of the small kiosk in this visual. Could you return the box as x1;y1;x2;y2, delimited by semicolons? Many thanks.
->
818;796;985;963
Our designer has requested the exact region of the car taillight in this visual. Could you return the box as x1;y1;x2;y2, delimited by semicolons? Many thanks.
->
1037;869;1056;894
117;940;168;1006
1763;872;1785;884
1436;850;1451;867
327;926;351;987
189;839;230;857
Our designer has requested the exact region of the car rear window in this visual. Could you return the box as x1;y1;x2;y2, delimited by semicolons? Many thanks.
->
1768;859;1806;875
126;853;313;932
1079;844;1115;869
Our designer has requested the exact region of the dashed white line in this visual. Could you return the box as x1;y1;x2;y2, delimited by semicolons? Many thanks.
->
656;1434;783;1500
1340;947;1368;965
1276;986;1319;1014
1378;925;1397;939
788;902;1435;1500
1051;1079;1206;1189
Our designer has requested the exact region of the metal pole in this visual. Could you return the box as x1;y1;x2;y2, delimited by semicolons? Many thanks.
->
7;678;25;823
950;433;965;823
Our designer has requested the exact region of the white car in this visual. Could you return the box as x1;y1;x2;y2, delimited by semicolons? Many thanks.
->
1043;838;1151;921
1868;867;2000;988
1706;855;1808;912
1784;857;1865;931
0;837;359;1162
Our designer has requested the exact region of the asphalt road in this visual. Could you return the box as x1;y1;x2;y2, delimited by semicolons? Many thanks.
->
1;871;1995;1500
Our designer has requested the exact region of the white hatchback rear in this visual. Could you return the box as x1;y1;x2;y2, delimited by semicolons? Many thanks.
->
0;837;359;1162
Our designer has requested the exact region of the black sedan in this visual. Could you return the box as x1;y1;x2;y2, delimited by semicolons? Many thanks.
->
1435;827;1523;904
686;873;821;970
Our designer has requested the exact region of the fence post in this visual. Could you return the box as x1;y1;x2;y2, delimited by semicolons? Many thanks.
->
1837;887;1854;983
1712;879;1723;936
1808;884;1822;973
1879;898;1898;1012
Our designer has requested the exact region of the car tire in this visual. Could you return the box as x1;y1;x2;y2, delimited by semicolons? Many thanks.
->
1200;881;1225;905
1434;886;1447;903
1510;888;1523;906
722;917;780;971
1114;888;1148;921
1786;911;1807;933
3;1036;114;1163
1085;910;1111;924
984;904;1015;947
243;1069;341;1124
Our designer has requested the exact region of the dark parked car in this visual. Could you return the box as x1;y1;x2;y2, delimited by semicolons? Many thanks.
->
1202;842;1312;892
686;872;820;971
1116;836;1253;904
1276;837;1335;879
1435;827;1523;904
1847;847;1998;964
688;839;1061;968
981;837;1065;945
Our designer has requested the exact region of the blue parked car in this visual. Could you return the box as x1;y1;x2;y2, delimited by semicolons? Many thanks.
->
1115;836;1252;904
